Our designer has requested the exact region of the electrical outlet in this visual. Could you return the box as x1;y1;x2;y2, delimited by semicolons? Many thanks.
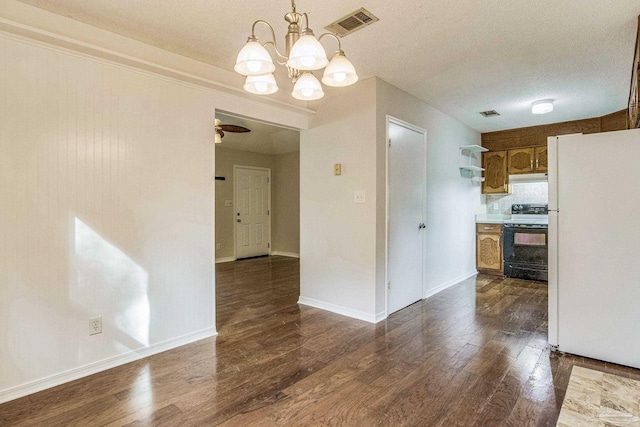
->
216;243;221;250
89;316;102;335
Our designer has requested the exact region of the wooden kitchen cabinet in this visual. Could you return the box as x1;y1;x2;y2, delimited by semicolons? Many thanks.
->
534;146;547;172
482;150;509;194
507;148;534;174
476;223;503;275
507;146;547;174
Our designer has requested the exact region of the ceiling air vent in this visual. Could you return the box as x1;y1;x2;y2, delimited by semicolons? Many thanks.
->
479;110;501;117
325;8;379;37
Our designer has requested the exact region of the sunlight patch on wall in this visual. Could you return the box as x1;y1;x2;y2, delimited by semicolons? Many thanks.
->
73;218;150;347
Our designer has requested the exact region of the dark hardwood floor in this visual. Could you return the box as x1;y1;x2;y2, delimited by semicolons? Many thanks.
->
2;255;639;426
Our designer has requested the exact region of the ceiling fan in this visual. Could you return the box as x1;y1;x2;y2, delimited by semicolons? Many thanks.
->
215;118;251;143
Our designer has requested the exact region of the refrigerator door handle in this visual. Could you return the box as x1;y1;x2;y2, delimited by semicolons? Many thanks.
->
548;210;559;347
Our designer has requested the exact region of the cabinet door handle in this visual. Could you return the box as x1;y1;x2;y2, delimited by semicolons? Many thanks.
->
530;159;533;170
483;227;493;230
536;158;539;170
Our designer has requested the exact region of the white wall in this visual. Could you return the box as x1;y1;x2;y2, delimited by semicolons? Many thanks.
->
0;34;214;400
300;77;482;322
376;79;482;313
272;152;300;256
300;79;379;321
0;25;310;402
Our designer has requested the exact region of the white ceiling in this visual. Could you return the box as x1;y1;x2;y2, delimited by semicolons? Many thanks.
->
17;0;640;132
216;113;299;155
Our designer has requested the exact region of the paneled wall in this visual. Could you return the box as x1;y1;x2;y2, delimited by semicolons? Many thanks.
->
0;2;312;400
0;34;216;399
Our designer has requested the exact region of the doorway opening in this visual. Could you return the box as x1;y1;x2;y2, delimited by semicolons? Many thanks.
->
214;111;301;331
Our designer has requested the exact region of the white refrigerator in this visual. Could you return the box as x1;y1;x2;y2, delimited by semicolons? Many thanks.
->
548;129;640;369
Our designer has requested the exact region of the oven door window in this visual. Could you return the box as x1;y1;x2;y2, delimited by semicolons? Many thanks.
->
514;232;546;246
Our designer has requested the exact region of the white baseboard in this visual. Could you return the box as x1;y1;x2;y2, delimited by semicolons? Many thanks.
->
215;257;236;264
374;310;388;323
0;326;217;404
298;296;380;323
423;270;478;300
271;251;300;258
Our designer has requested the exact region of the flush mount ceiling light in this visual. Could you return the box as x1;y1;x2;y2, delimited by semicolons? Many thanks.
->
532;99;554;114
234;0;359;101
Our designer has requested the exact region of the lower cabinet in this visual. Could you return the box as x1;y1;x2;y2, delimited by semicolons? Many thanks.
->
476;223;503;275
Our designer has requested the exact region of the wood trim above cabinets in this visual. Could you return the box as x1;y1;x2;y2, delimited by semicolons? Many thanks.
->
481;110;627;151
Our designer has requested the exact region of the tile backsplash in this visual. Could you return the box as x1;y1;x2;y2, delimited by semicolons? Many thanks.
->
485;182;548;214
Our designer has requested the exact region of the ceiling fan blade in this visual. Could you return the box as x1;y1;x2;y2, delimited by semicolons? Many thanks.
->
219;124;251;133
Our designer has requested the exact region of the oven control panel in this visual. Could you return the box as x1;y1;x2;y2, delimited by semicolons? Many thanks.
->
511;204;548;215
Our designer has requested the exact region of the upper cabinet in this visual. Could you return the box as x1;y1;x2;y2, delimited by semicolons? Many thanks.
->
482;146;547;193
506;147;547;175
507;148;534;174
482;150;508;194
534;146;547;172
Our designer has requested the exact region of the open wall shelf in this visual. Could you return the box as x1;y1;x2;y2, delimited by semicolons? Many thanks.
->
459;145;487;181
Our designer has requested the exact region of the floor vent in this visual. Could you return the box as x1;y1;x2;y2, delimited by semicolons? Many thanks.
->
479;110;501;117
325;8;379;37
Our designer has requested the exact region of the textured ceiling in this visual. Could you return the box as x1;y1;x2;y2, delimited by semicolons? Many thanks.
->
216;113;299;155
16;0;640;132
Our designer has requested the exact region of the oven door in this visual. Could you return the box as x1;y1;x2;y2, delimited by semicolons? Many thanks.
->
504;262;548;282
503;225;548;280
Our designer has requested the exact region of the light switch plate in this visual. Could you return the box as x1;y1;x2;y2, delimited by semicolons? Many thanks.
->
354;190;365;204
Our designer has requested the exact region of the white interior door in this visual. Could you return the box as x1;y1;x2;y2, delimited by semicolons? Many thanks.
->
234;166;270;259
387;119;426;315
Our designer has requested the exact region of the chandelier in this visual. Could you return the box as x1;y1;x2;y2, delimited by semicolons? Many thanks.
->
233;0;358;101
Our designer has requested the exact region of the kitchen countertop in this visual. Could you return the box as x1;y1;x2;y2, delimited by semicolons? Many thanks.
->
475;214;510;224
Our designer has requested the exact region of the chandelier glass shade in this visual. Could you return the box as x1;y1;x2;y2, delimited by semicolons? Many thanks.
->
234;1;358;101
234;39;275;76
244;73;279;95
286;31;329;71
322;50;359;87
292;72;324;100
